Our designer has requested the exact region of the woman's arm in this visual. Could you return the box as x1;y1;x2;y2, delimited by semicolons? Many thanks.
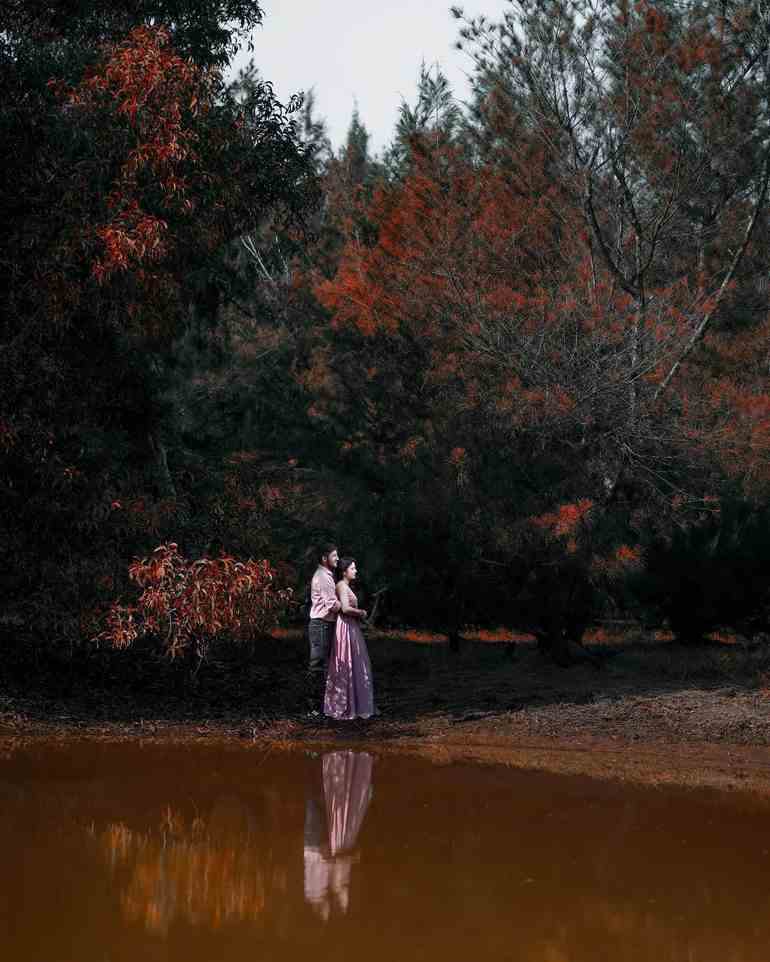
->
336;582;367;619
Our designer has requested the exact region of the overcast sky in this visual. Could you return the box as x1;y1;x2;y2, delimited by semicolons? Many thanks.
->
229;1;511;157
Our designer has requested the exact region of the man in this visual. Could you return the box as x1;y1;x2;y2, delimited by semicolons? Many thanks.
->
307;543;341;674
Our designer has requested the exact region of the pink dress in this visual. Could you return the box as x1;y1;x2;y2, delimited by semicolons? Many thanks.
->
324;588;375;719
303;751;373;918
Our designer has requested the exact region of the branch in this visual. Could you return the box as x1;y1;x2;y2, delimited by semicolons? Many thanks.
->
652;150;770;403
584;168;638;298
365;586;388;628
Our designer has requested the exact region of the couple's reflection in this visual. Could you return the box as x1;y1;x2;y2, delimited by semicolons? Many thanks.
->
303;750;373;921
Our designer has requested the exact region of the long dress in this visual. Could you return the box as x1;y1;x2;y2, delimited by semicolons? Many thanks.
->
303;751;373;918
323;750;374;854
323;588;375;719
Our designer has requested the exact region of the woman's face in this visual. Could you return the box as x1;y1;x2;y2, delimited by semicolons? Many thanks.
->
346;561;358;581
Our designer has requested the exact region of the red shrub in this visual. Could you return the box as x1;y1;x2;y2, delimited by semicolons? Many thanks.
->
97;543;292;659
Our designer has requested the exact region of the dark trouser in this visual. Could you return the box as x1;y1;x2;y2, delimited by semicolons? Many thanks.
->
304;797;325;848
308;619;335;672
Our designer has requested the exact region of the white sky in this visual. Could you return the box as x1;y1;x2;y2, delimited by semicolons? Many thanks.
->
229;0;511;157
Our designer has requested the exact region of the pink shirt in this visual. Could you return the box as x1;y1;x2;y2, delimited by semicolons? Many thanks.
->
309;565;340;622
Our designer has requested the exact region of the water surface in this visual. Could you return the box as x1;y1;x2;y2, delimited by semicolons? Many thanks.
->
2;740;770;961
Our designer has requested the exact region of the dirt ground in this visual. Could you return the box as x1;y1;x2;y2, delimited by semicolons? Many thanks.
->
3;629;770;793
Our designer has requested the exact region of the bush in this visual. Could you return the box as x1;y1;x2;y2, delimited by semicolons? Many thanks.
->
630;508;770;642
97;543;292;668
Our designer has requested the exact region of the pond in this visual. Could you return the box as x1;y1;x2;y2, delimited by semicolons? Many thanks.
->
1;739;770;961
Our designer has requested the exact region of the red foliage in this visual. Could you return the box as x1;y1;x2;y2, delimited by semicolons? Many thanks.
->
97;543;292;658
615;544;643;567
532;500;595;539
52;25;210;283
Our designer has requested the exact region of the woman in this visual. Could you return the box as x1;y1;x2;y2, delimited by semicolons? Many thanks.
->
324;558;376;720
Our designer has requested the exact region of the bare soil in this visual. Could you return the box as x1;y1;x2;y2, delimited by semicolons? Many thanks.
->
3;629;770;792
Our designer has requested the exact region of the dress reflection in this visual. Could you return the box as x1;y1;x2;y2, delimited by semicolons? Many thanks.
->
303;750;373;920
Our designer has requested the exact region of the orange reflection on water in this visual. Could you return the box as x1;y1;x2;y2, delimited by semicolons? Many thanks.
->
4;742;770;962
98;801;287;933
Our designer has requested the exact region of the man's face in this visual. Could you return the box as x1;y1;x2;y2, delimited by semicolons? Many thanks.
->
324;549;339;570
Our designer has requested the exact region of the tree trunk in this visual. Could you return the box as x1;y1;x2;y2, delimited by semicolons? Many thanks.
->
536;629;572;667
446;584;463;653
148;430;175;498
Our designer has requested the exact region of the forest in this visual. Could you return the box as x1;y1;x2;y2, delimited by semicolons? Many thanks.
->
4;0;770;680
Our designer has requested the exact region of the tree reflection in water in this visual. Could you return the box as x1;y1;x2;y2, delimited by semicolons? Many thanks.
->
94;750;373;933
97;796;287;933
303;751;374;921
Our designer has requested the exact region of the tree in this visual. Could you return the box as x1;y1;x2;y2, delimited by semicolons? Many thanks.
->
306;1;770;656
310;139;610;657
455;0;770;493
0;2;318;654
383;61;464;177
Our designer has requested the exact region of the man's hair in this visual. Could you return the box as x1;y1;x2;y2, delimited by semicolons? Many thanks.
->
318;543;338;563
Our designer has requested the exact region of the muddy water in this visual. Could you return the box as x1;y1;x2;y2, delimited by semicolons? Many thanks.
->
2;741;770;961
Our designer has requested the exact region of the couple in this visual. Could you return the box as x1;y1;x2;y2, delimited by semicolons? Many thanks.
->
303;750;373;919
308;544;376;720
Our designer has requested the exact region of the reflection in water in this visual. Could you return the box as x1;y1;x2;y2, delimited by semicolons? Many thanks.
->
96;798;286;933
92;750;374;932
5;743;770;962
303;751;373;920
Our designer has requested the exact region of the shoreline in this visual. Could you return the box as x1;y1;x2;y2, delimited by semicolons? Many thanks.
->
3;632;770;794
4;703;770;796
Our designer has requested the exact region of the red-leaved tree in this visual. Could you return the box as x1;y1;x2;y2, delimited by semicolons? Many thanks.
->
0;7;316;654
306;0;770;655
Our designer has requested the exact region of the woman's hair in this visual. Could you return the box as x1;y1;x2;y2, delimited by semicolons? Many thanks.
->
335;557;356;582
